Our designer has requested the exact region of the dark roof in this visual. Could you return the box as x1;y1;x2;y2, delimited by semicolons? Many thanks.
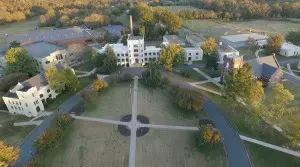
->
5;92;18;98
22;41;65;58
22;73;48;90
104;25;123;36
19;86;33;92
8;27;100;44
55;62;70;71
261;64;278;78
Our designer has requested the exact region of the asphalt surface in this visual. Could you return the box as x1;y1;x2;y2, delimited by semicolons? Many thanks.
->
283;72;300;84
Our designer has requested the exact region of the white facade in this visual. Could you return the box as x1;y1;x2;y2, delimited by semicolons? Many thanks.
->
218;45;240;64
2;78;59;117
36;49;69;70
184;47;203;62
96;35;203;67
220;33;268;48
280;42;300;57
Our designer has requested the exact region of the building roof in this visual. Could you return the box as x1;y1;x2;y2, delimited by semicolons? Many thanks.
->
128;35;143;40
186;35;205;45
281;42;300;51
104;25;123;36
246;55;280;77
163;35;184;45
22;73;48;90
218;45;239;53
8;27;99;44
221;33;267;43
22;41;65;58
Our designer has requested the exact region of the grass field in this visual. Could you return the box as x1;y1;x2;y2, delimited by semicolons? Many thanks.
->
136;129;226;167
175;69;207;82
183;19;300;38
83;82;131;120
0;126;34;146
246;142;300;167
38;120;129;167
137;84;207;126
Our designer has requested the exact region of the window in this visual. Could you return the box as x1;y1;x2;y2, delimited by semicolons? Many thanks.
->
134;54;139;57
126;58;128;61
45;61;50;64
25;103;28;107
117;54;120;57
14;107;17;109
11;106;13;109
40;94;43;98
121;54;124;57
149;53;152;56
18;107;21;110
117;59;120;62
125;54;128;57
196;53;199;55
21;108;24;111
189;53;191;56
153;52;156;55
133;44;138;47
122;59;125;62
157;52;160;55
134;49;138;52
32;93;34;97
56;54;63;60
145;58;148;61
145;53;147;56
47;89;50;93
36;106;41;112
49;94;52;98
70;53;74;56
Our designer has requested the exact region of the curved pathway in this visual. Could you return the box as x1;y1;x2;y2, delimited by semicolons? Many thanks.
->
163;71;252;167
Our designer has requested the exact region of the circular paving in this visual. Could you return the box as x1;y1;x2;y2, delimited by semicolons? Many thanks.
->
118;114;150;137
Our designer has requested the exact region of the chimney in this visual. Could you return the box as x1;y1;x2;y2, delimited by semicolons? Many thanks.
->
130;15;133;36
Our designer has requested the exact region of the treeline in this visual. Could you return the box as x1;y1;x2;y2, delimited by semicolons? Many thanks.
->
0;0;129;25
131;3;182;40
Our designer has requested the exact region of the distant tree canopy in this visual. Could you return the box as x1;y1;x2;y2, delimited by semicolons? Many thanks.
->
5;48;38;76
101;46;118;74
142;61;162;88
83;13;107;28
201;37;218;55
160;44;184;71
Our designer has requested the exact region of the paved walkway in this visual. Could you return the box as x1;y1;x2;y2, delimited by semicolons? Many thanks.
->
240;135;300;158
193;68;223;88
255;49;264;57
71;115;129;126
188;82;222;96
140;123;198;131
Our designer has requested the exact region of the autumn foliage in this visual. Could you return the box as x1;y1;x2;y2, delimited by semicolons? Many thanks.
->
0;140;20;167
93;79;108;92
201;38;218;55
202;125;222;144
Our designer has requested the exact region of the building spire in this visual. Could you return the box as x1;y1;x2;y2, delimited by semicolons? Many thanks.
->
130;15;133;36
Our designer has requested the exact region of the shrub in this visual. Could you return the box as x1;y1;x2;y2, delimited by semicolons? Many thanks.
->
171;87;204;112
201;125;222;145
35;128;63;153
82;89;98;104
92;79;108;92
55;113;73;130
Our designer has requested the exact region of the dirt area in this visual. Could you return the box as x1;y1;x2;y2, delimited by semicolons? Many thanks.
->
40;120;129;167
82;82;132;121
136;129;226;167
137;84;207;126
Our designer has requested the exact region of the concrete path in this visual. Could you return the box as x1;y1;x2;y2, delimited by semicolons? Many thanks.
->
193;68;223;88
283;71;300;84
255;49;264;57
140;123;198;131
188;82;222;96
287;64;296;76
129;76;139;167
71;114;129;126
240;135;300;158
14;120;43;126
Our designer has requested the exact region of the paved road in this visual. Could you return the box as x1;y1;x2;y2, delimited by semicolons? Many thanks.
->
279;58;300;66
163;72;251;167
283;71;300;84
204;100;251;167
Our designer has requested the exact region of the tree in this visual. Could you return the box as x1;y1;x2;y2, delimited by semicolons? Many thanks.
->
142;61;162;88
93;79;108;92
267;84;296;122
84;13;106;28
0;73;28;92
45;66;80;92
160;44;184;71
102;46;117;74
266;34;284;54
55;113;73;130
290;119;300;148
201;37;218;55
9;41;20;48
85;48;103;67
5;48;38;76
286;31;300;46
223;64;264;106
205;52;218;70
201;125;222;144
35;128;63;153
171;87;204;112
67;43;85;62
0;140;20;167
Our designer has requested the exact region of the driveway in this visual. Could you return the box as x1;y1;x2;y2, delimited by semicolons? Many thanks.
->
163;72;252;167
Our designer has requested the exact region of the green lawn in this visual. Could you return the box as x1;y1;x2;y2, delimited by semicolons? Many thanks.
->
0;126;35;146
246;142;300;167
198;82;221;92
183;19;300;38
73;61;96;72
176;69;207;82
45;77;94;110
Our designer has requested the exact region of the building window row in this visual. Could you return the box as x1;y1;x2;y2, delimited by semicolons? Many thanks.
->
34;100;39;105
117;53;128;57
8;100;21;105
11;106;24;111
144;52;160;56
117;58;129;62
